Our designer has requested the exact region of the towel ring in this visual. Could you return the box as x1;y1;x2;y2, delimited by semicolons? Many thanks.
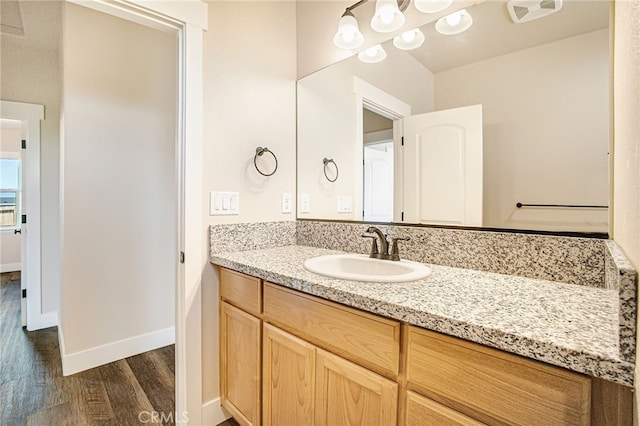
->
254;147;278;177
323;158;338;182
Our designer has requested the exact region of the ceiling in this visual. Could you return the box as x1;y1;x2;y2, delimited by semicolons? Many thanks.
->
405;0;609;73
0;0;61;52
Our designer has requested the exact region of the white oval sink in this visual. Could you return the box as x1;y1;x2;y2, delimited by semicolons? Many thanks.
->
303;254;431;283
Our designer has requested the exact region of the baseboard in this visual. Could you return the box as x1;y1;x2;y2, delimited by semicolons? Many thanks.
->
0;262;21;273
202;398;230;425
60;325;175;376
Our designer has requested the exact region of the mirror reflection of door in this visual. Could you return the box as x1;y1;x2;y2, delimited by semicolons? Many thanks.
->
363;109;394;222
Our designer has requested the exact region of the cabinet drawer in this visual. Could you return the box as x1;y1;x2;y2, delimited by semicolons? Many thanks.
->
220;267;262;316
263;282;400;378
406;327;590;426
405;391;484;426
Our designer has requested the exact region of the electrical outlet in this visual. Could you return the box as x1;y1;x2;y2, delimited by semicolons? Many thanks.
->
300;194;310;213
282;193;292;213
337;196;352;213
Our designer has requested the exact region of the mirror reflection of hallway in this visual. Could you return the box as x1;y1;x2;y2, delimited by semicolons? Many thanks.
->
363;109;394;222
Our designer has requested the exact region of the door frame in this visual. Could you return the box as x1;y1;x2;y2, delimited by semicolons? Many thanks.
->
353;77;411;222
0;100;47;330
65;1;207;424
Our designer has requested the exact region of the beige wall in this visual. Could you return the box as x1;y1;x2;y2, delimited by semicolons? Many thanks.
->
436;29;609;232
0;126;22;271
297;47;434;221
0;1;62;312
201;1;297;404
60;4;176;355
612;1;640;421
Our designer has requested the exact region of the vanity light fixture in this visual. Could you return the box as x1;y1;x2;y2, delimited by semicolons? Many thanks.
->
370;0;406;33
414;0;454;13
333;9;365;49
357;44;387;63
435;9;473;35
393;28;425;50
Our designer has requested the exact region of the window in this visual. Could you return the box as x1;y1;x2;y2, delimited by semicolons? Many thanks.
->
0;155;21;228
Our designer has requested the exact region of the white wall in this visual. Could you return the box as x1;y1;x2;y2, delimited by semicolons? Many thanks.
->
435;29;609;232
0;126;22;272
0;1;62;312
200;0;297;406
297;48;434;221
60;3;176;367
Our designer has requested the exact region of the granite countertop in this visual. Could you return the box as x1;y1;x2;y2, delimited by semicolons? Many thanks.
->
210;245;633;387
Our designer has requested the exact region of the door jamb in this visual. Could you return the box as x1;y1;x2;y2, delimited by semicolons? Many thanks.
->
0;100;47;330
353;77;411;222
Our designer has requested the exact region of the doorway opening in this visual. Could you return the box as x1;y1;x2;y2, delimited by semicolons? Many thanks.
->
363;109;394;222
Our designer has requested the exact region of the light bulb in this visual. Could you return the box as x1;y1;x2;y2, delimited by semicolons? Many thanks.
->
366;46;379;57
379;10;394;24
401;30;416;43
445;11;462;26
342;31;355;43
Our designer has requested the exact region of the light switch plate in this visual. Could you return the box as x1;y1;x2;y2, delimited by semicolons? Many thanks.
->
282;193;292;214
210;191;240;215
300;193;310;213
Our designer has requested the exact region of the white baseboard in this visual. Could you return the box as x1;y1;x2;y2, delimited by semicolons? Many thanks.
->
60;325;175;376
202;398;230;425
0;262;21;273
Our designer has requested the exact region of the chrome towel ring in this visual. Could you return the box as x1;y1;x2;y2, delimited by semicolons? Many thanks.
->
254;147;278;177
323;158;338;182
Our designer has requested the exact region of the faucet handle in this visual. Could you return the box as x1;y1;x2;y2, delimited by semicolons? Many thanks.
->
361;234;379;258
389;236;410;261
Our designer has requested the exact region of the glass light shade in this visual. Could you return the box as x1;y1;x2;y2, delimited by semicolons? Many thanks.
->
333;13;364;49
414;0;454;13
393;28;425;50
435;9;473;35
357;44;387;63
370;0;406;33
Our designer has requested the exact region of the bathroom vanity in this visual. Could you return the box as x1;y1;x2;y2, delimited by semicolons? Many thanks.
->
211;243;634;426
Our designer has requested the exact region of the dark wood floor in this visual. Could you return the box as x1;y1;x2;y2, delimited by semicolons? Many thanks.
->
1;272;176;425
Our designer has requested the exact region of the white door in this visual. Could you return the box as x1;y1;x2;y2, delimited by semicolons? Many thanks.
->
19;136;27;327
403;104;483;226
364;142;394;222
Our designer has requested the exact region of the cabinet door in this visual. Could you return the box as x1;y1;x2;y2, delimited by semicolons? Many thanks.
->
220;302;261;426
315;349;398;426
263;324;316;426
405;391;485;426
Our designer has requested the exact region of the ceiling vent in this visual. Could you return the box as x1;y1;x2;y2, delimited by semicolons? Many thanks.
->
506;0;563;24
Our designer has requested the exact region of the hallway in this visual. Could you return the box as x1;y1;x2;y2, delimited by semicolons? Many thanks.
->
0;273;176;425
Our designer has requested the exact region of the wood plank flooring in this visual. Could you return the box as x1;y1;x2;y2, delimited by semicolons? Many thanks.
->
1;273;176;425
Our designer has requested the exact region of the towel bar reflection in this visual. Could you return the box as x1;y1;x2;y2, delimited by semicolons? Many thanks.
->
516;203;608;209
323;158;339;182
254;147;278;177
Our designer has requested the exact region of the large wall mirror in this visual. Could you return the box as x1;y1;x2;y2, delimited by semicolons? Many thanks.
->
297;0;610;233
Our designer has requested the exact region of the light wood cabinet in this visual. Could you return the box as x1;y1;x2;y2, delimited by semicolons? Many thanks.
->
263;323;316;426
404;391;484;426
263;282;400;379
315;348;398;426
220;301;261;426
218;267;632;426
405;326;591;426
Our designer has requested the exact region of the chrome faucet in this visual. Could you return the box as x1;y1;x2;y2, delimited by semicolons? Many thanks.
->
362;227;410;261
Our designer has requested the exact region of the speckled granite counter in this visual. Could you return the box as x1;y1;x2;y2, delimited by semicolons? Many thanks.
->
211;245;634;387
